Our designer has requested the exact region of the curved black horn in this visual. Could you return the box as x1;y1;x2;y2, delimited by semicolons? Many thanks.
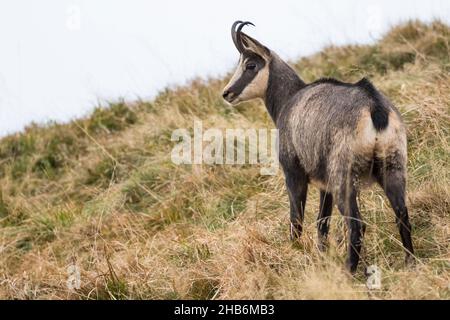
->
236;21;255;52
232;21;255;53
231;20;243;52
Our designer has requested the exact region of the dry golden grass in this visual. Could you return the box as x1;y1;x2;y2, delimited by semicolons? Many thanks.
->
0;20;449;299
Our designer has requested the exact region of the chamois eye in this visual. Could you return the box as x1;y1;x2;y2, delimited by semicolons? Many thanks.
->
245;63;257;70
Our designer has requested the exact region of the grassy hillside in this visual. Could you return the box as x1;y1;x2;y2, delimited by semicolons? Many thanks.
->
0;21;449;299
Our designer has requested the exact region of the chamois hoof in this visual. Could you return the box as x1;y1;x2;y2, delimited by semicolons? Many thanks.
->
290;223;302;241
405;254;416;268
317;238;328;252
345;260;358;275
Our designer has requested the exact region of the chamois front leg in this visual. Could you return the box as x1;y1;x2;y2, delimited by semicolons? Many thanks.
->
282;164;308;241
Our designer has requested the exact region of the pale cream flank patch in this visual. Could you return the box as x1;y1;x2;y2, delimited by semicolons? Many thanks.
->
375;111;407;160
352;108;407;161
352;108;378;156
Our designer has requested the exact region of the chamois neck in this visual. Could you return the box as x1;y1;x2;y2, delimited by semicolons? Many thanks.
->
264;54;305;122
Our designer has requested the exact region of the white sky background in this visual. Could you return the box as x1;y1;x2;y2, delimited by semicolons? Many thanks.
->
0;0;449;136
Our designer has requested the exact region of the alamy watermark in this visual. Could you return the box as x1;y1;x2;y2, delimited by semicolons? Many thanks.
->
171;121;279;175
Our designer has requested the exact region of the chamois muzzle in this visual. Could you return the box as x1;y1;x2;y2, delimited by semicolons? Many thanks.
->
222;90;233;101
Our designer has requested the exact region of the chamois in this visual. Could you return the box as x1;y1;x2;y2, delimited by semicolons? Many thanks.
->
222;21;414;273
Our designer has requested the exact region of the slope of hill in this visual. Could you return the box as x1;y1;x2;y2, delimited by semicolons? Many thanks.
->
0;21;449;299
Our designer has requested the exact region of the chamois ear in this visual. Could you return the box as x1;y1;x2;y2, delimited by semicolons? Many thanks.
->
240;32;271;59
231;21;271;59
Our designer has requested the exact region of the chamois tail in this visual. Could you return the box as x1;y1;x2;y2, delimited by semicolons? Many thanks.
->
357;78;389;131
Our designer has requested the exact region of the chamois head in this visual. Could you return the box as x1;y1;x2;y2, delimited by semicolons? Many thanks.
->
222;21;272;105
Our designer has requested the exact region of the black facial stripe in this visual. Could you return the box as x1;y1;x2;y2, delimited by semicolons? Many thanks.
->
229;53;266;97
228;69;258;97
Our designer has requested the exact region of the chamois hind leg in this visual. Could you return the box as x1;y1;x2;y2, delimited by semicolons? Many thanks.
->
336;185;365;274
317;190;333;251
375;167;415;265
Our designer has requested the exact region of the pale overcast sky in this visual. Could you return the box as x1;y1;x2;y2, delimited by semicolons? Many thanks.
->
0;0;449;136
